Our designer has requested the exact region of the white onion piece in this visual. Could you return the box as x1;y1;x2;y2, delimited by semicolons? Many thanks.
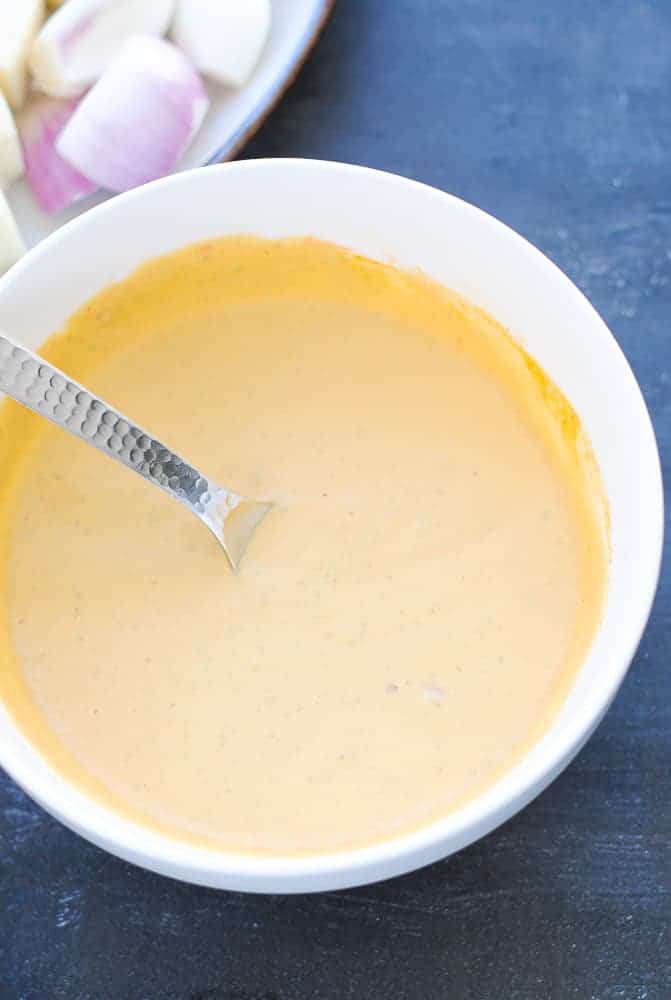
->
19;95;97;214
172;0;271;89
30;0;176;98
0;92;25;188
57;36;209;193
0;189;25;274
0;0;45;109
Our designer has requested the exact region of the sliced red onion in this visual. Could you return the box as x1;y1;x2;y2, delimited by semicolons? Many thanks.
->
57;36;209;193
29;0;177;99
0;92;25;188
18;95;97;214
172;0;271;89
0;0;45;109
0;190;25;273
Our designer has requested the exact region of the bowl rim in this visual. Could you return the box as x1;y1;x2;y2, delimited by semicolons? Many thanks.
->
0;158;664;891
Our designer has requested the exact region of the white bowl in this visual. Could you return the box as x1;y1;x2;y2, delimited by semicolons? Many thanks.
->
0;160;663;893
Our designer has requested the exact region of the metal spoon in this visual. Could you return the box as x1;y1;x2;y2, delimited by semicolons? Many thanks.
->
0;332;271;570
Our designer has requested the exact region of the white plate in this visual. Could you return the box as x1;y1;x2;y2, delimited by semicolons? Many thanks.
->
7;0;334;249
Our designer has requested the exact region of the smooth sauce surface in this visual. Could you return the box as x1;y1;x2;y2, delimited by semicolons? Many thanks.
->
0;238;608;854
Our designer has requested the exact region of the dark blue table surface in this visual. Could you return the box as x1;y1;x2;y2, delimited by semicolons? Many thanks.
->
1;3;669;998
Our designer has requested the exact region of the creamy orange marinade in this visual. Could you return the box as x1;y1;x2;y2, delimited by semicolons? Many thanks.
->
0;238;608;854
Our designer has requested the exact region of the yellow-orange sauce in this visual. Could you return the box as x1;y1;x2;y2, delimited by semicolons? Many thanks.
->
0;238;608;854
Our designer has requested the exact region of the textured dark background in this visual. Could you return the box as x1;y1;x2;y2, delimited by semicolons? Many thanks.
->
1;2;669;997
